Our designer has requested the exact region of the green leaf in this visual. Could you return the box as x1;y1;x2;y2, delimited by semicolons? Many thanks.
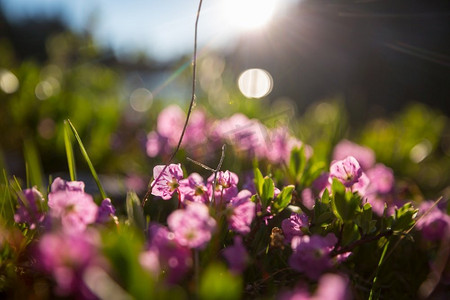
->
261;176;275;208
272;185;294;214
66;119;107;200
102;227;154;299
63;121;77;181
356;203;377;235
330;179;360;221
254;168;264;197
341;222;360;247
289;147;306;183
392;203;417;232
199;263;242;300
126;191;146;232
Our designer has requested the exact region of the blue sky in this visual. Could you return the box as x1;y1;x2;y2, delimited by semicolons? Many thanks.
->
1;0;298;61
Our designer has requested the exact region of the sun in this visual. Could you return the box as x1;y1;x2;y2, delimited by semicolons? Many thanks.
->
222;0;278;31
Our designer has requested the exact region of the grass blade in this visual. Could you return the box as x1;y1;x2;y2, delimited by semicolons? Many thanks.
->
369;239;390;300
66;119;107;200
64;120;77;181
23;138;44;189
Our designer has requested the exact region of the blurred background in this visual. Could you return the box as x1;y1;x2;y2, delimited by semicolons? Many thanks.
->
0;0;449;200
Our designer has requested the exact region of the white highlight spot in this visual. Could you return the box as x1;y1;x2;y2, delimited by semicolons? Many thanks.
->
0;69;19;94
238;68;273;99
129;88;153;112
410;140;432;163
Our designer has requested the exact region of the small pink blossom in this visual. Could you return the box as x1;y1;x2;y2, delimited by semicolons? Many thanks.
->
329;156;370;194
147;223;192;283
37;230;100;298
281;213;309;243
156;105;185;147
14;187;45;229
48;178;98;233
207;170;239;203
167;202;216;249
289;233;340;279
151;164;184;200
228;190;256;234
178;173;209;204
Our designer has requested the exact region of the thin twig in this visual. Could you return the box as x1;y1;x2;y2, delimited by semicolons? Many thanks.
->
211;145;226;205
142;0;204;207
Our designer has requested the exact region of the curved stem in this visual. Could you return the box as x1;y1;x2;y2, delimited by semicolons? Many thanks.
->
142;0;204;207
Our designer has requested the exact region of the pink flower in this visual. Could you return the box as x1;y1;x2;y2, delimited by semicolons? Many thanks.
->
279;273;351;300
366;164;395;195
146;131;170;157
139;248;160;277
156;105;185;147
329;156;370;194
222;236;248;274
48;178;98;233
14;187;45;229
37;230;100;298
282;213;309;243
228;190;256;234
289;233;339;279
167;202;216;249
151;164;184;200
178;173;209;204
264;127;312;165
207;170;239;203
416;201;450;241
333;139;375;170
147;223;192;283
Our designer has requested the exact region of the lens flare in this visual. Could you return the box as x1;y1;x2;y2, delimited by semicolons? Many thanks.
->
238;68;273;99
222;0;277;31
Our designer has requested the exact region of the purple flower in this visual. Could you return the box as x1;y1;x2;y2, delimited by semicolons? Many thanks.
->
151;164;184;200
48;178;98;233
167;202;216;249
282;213;309;243
333;139;375;170
228;190;256;235
265;127;313;165
416;201;450;241
147;223;192;283
330;156;370;194
178;173;209;204
14;187;45;229
37;230;100;298
51;177;85;193
207;170;239;203
216;114;267;158
289;233;338;279
222;236;248;274
96;198;117;224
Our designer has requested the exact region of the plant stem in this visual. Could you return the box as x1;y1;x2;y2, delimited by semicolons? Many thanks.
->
142;0;204;207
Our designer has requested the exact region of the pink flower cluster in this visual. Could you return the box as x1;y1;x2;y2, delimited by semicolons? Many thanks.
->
146;105;312;164
302;140;399;216
13;178;118;297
